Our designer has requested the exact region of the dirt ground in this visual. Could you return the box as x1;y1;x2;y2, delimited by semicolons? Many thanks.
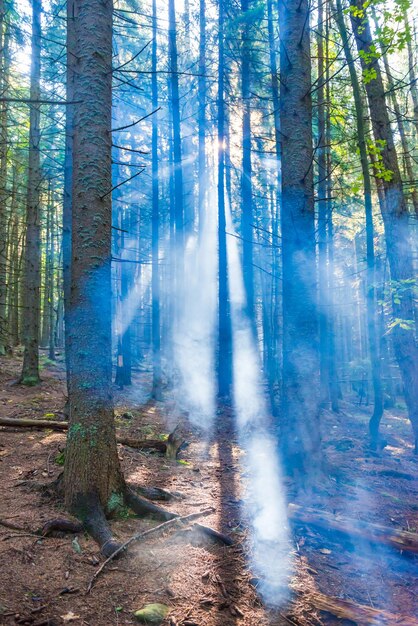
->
0;353;417;625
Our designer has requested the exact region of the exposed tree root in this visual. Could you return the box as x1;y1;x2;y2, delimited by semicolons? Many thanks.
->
41;518;83;536
288;503;418;554
124;488;178;521
83;498;123;558
0;417;185;456
191;523;235;546
302;589;418;625
133;485;184;501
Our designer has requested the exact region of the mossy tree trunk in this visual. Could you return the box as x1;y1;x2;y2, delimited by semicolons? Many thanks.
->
63;0;125;540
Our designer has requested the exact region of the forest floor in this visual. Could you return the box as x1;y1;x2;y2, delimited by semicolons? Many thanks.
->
0;353;417;626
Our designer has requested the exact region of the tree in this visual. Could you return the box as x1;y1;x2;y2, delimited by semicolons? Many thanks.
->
20;0;42;385
278;0;321;475
334;0;383;438
151;0;162;399
0;0;11;355
350;0;418;452
63;0;175;554
168;0;184;295
241;0;254;323
217;0;233;400
63;0;75;401
197;0;207;238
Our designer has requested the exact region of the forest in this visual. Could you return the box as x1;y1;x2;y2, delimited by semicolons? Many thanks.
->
0;0;417;623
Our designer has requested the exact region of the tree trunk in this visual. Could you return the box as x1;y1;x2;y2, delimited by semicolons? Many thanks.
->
217;0;233;401
151;0;162;399
168;0;184;298
48;191;55;361
241;0;254;324
333;0;383;442
197;0;206;239
20;0;42;385
317;0;329;406
0;0;10;355
278;0;321;476
63;0;75;400
63;0;125;534
404;9;418;138
373;10;418;218
41;182;51;348
350;0;418;452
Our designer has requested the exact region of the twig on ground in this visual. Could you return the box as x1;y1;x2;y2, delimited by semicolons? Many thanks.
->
0;519;28;531
2;532;41;540
87;508;215;593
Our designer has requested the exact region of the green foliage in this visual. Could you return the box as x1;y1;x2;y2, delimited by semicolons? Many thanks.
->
107;492;124;515
362;67;377;83
387;318;415;332
366;139;393;180
21;376;40;386
55;450;65;465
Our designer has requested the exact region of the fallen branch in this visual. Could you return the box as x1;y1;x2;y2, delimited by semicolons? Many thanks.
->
288;503;418;554
87;508;215;592
0;417;184;455
0;417;68;430
304;589;418;625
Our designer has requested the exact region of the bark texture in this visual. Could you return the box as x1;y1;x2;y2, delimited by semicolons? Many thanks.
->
63;0;125;516
20;0;42;385
278;0;321;475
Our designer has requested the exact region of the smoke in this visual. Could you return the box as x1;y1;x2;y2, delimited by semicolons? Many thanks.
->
114;235;152;339
225;202;292;606
172;188;218;430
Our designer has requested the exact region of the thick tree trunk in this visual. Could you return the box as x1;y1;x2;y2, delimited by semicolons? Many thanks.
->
63;0;125;525
350;0;418;452
278;0;321;476
20;0;42;385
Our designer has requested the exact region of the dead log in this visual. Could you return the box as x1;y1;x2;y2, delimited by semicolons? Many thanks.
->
288;503;418;554
0;417;68;430
0;417;184;455
305;590;418;625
